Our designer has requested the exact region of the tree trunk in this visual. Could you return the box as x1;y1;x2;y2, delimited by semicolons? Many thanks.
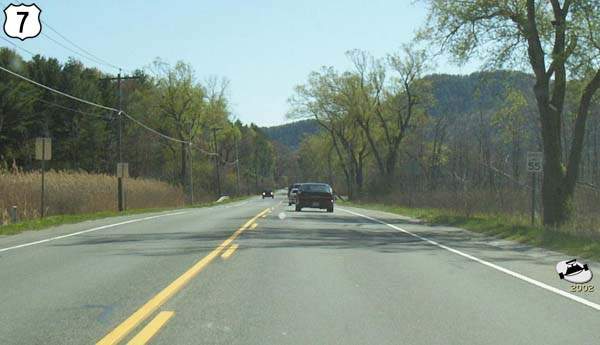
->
327;147;334;186
593;119;599;182
330;130;353;199
356;119;385;175
385;151;398;181
534;80;572;225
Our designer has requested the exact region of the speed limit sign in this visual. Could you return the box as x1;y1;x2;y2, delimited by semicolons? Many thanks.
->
527;151;543;172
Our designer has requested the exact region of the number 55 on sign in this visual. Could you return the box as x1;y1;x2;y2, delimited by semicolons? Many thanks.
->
527;151;543;173
3;3;42;41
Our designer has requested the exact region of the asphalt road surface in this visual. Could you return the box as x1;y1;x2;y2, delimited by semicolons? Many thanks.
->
0;192;599;345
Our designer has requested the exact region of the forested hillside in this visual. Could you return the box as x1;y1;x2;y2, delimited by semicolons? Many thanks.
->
262;119;321;149
425;71;535;117
263;71;534;150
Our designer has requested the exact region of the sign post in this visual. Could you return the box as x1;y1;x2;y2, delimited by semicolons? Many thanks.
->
35;137;51;218
116;162;129;210
526;151;543;225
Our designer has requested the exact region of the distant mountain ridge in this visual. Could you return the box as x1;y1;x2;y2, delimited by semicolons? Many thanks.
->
261;119;321;150
263;70;535;150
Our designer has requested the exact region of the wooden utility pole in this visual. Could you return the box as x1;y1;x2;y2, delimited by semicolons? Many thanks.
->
189;141;194;204
41;142;46;217
212;127;222;197
235;136;240;196
117;73;124;211
101;71;140;211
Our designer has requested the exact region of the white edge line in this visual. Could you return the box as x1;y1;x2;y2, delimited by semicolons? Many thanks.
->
338;207;600;312
0;211;188;254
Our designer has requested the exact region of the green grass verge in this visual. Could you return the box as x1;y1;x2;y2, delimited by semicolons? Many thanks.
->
0;196;251;236
341;201;600;261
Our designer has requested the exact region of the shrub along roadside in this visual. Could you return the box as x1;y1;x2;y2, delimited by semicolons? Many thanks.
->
0;196;250;236
341;201;600;261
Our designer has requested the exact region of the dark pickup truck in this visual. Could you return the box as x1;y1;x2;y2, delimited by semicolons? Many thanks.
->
295;183;334;213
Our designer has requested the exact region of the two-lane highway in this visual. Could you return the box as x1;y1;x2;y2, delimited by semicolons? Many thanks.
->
0;193;598;344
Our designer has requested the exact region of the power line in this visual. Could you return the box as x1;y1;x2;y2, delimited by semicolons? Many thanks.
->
24;93;113;120
40;32;120;71
0;63;190;144
41;20;122;71
1;61;227;152
0;35;37;56
193;143;218;156
0;64;117;111
0;0;123;72
121;112;188;144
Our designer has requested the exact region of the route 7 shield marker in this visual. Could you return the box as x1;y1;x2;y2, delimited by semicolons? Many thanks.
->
3;3;42;40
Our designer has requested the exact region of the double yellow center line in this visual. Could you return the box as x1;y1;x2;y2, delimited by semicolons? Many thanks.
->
126;311;174;345
97;208;271;345
220;244;239;259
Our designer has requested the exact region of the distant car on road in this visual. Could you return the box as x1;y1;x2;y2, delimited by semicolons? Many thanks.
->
288;187;299;205
295;183;334;213
262;190;274;199
288;183;302;205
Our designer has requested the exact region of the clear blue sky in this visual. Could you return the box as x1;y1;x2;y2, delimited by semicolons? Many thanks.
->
4;0;478;126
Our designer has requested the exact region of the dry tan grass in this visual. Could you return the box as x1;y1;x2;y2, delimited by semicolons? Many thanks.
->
366;186;600;238
0;170;185;224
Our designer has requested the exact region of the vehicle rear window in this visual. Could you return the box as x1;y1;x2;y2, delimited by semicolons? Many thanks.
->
300;184;332;193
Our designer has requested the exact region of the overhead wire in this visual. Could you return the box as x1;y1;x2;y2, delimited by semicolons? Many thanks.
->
0;0;125;72
121;112;188;144
193;143;218;156
0;35;37;56
0;8;225;158
24;93;113;120
40;32;121;72
0;64;190;145
0;64;118;111
0;61;223;156
41;20;122;71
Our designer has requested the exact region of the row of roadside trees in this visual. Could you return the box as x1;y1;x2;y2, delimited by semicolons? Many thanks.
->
0;48;278;202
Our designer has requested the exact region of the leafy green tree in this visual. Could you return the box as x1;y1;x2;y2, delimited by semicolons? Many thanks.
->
492;88;530;179
289;66;370;198
151;59;204;185
0;48;36;167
